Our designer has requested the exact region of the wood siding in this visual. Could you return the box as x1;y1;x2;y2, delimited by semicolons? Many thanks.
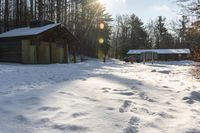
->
0;39;22;62
51;43;65;63
22;40;37;64
37;42;50;64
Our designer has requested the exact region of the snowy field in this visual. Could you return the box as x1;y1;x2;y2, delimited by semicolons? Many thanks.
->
0;59;200;133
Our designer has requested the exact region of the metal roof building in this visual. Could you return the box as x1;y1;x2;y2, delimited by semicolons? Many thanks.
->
127;49;191;55
127;49;191;61
0;22;77;64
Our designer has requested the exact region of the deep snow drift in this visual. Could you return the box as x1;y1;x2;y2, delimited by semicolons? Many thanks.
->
0;60;199;133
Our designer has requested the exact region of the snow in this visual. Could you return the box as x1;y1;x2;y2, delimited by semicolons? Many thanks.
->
0;23;61;38
127;49;191;55
0;59;200;133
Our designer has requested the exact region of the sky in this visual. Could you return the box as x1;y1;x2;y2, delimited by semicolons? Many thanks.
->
100;0;180;24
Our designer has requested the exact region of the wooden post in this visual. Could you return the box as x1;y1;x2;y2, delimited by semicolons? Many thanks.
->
143;53;146;64
64;41;69;64
73;45;76;64
152;52;154;64
36;42;39;64
49;39;52;64
103;56;106;63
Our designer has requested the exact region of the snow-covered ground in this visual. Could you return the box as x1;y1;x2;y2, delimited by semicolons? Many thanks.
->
0;60;200;133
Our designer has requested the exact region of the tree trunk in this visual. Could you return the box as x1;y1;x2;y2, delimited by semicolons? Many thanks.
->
73;45;77;63
0;0;2;33
16;0;20;27
4;0;9;31
56;0;61;23
30;0;33;20
38;0;43;20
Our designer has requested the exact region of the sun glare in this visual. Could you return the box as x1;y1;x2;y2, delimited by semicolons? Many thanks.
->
98;0;107;4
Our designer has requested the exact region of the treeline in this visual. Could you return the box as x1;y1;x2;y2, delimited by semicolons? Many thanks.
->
111;14;180;59
175;0;200;61
1;0;200;60
111;0;200;59
111;14;150;58
0;0;112;58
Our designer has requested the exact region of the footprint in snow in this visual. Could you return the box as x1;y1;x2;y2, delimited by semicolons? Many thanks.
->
183;91;200;104
71;112;88;118
19;97;41;105
119;100;132;113
101;87;112;93
113;89;129;92
53;124;88;132
107;107;115;111
37;118;51;124
158;70;171;74
184;88;191;92
14;115;29;123
123;116;140;133
180;82;185;86
0;91;12;95
139;92;157;103
168;108;178;113
59;91;74;96
116;92;134;96
165;101;171;105
130;86;137;90
79;78;87;81
102;87;112;91
38;106;61;112
190;109;200;115
84;97;99;102
130;106;156;116
163;86;169;88
193;86;197;89
184;129;200;133
158;112;174;119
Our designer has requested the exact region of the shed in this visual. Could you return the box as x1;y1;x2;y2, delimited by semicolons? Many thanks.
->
127;49;191;61
0;21;77;64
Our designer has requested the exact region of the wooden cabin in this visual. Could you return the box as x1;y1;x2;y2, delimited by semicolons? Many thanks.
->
127;49;191;62
0;21;77;64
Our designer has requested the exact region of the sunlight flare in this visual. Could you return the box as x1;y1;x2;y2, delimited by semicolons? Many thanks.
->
99;38;105;44
99;22;105;30
98;0;107;4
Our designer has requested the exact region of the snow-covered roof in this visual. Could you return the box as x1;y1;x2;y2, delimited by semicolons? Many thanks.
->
127;49;191;55
0;23;61;38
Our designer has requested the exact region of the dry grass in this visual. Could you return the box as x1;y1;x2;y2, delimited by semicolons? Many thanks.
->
191;63;200;80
